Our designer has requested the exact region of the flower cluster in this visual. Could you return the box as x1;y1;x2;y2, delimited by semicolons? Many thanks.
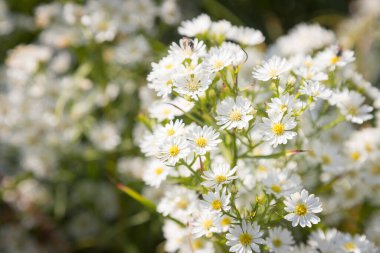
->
140;13;380;252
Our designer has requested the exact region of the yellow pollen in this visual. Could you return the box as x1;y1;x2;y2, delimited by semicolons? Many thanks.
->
169;145;180;157
347;106;358;116
202;219;213;230
343;242;356;251
295;203;308;216
176;199;188;209
166;79;173;87
192;239;204;250
211;200;222;210
165;63;173;70
215;175;227;184
269;69;279;78
330;55;340;65
272;238;282;247
239;233;253;246
186;80;199;92
365;143;373;152
162;108;171;115
321;155;331;165
229;110;242;122
271;185;282;193
155;167;164;175
213;60;224;69
221;217;231;226
272;123;285;135
351;152;360;161
166;128;175;136
195;137;207;148
279;104;288;112
258;165;267;173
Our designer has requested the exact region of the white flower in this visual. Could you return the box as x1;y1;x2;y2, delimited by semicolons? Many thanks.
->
206;46;234;72
216;96;254;130
266;227;294;253
156;119;186;141
201;190;230;212
227;26;265;46
158;136;190;165
226;220;265;253
335;233;378;253
169;37;206;61
258;112;297;148
267;94;301;115
263;169;301;198
187;125;221;155
300;81;332;100
89;122;120;151
143;159;171;188
252;56;290;81
191;210;221;238
178;14;212;37
331;89;373;124
294;66;328;82
284;189;322;228
173;68;212;99
209;19;232;38
220;42;247;66
314;46;355;70
202;163;238;188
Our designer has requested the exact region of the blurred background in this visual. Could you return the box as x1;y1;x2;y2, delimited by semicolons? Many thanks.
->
0;0;379;252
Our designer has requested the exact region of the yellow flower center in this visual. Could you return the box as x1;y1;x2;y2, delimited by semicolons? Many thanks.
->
155;167;164;175
343;242;356;251
213;60;224;69
162;108;171;115
271;185;282;193
221;217;231;226
347;106;358;116
192;239;204;250
295;203;308;216
165;63;173;70
202;219;213;230
351;152;360;161
169;145;180;157
186;80;199;92
166;79;173;87
215;175;227;184
195;137;207;148
229;110;242;122
330;55;340;65
269;69;279;78
211;200;222;210
273;238;282;247
321;155;331;165
239;233;253;246
176;199;188;209
272;123;285;135
166;128;175;136
279;104;288;112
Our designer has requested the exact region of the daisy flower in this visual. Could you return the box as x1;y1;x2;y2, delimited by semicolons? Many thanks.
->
169;38;206;61
191;210;221;238
202;163;238;189
173;69;212;100
331;89;373;124
284;189;323;228
226;220;265;253
178;14;211;37
156;119;186;141
252;56;289;81
142;159;171;188
267;94;301;116
201;190;230;212
314;45;355;71
227;26;265;46
258;112;297;148
294;66;328;82
266;227;294;253
187;125;221;155
216;96;254;130
335;233;377;253
158;136;190;165
209;19;232;39
206;46;234;72
300;81;332;100
263;169;301;198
